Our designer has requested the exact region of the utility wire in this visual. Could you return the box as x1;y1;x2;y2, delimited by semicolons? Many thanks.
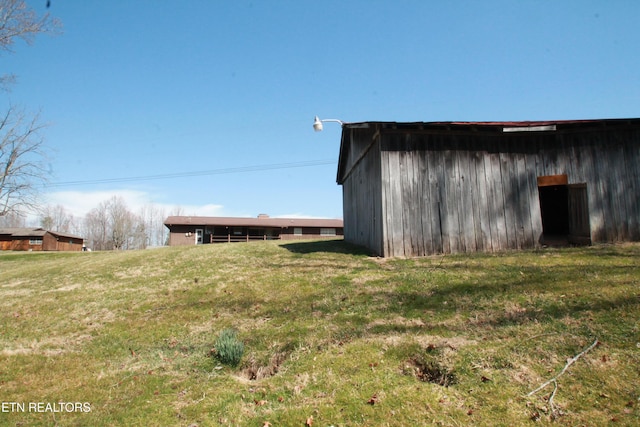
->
43;159;336;188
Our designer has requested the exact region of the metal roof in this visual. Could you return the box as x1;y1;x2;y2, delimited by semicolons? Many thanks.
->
164;216;343;229
342;117;640;130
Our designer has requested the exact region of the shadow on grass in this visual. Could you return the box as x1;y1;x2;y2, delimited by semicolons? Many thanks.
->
281;239;373;256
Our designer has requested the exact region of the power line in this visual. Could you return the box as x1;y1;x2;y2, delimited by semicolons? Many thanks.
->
43;159;336;188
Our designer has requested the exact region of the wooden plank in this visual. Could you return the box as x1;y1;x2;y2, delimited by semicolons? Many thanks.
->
623;131;640;239
488;144;507;251
512;151;528;249
572;137;595;241
414;137;432;255
372;139;384;255
584;136;606;242
537;174;568;187
457;146;476;252
413;142;428;256
541;136;561;177
380;147;391;256
386;148;406;256
473;149;491;251
399;143;417;256
433;135;450;254
568;183;591;245
482;148;497;251
500;150;517;249
599;134;618;241
408;136;425;256
565;134;582;183
448;145;463;253
610;136;627;240
440;144;455;253
426;138;443;254
526;146;544;248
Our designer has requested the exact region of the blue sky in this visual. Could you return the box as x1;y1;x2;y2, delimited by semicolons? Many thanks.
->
6;0;640;220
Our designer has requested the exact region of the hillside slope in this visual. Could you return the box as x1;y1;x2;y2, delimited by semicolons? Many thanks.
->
1;240;639;426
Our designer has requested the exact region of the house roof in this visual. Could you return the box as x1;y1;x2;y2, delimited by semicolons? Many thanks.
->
164;216;343;229
0;227;84;240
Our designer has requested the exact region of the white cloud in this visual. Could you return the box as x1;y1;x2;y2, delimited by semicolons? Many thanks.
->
41;189;224;219
177;203;226;217
274;212;339;219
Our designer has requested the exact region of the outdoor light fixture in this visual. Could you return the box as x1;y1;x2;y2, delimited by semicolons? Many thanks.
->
313;116;344;132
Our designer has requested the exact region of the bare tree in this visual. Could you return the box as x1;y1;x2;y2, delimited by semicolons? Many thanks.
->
0;210;24;227
108;196;135;250
154;205;167;247
0;0;59;50
83;196;138;250
0;106;49;216
1;0;61;87
40;203;74;232
170;206;184;217
138;203;166;247
1;0;60;216
81;198;169;250
83;200;110;250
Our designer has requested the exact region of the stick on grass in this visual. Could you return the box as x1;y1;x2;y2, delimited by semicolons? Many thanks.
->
527;338;599;398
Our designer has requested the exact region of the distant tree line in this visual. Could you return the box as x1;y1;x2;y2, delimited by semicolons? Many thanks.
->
0;196;180;250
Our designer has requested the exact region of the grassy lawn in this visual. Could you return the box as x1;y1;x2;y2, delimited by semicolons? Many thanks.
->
1;240;639;426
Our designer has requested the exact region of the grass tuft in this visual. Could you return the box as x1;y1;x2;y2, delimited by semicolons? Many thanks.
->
212;328;244;367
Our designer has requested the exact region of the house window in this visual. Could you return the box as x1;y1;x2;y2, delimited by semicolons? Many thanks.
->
320;228;336;236
294;227;303;236
29;238;43;245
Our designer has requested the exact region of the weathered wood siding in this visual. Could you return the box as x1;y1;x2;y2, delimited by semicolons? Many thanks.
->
556;127;640;243
379;131;543;256
339;128;384;255
340;122;640;257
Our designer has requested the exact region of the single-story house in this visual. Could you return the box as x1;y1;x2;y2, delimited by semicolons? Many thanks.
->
0;228;85;251
336;118;640;257
164;214;344;246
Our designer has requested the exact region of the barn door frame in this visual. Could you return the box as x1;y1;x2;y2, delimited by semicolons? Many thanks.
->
537;174;591;246
567;183;591;245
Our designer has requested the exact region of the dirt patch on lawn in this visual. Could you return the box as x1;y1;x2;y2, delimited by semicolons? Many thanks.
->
239;352;289;381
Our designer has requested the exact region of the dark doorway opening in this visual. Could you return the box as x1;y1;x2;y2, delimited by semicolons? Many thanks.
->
539;185;570;237
537;175;591;246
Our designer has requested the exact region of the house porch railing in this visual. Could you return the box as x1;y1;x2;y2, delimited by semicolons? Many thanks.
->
209;234;281;243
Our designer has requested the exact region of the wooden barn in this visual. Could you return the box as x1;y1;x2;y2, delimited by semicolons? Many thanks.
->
336;118;640;257
0;228;85;251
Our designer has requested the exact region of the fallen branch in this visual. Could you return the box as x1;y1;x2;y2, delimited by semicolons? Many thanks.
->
527;338;599;415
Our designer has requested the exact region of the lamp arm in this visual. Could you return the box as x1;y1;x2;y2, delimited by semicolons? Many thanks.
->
320;119;344;125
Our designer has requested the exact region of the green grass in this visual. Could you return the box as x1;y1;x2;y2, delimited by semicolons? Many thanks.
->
1;240;639;426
